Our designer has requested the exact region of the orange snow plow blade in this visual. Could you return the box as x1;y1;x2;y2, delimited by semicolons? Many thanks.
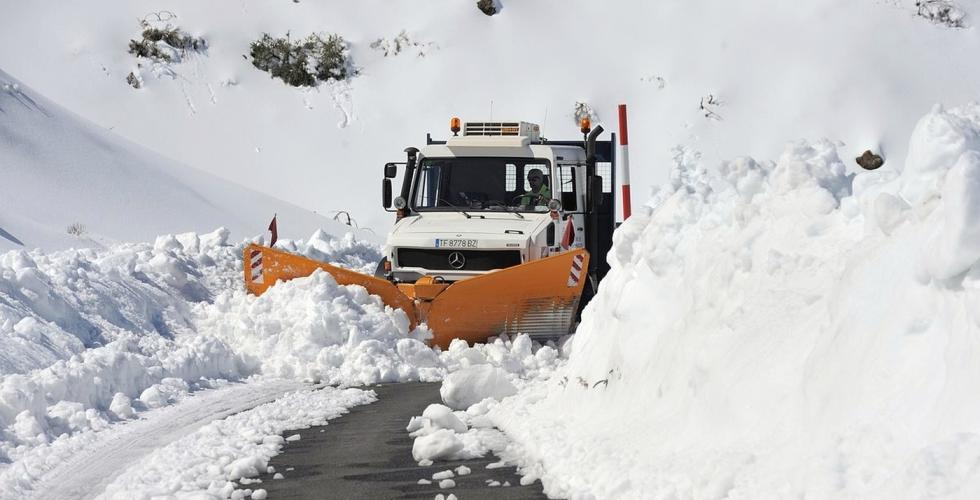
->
244;244;418;329
419;250;589;347
244;244;589;349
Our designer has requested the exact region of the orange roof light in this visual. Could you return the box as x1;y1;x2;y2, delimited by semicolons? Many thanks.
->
580;117;591;134
450;117;461;136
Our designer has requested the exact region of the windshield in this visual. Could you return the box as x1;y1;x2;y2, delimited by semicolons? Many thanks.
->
412;157;553;213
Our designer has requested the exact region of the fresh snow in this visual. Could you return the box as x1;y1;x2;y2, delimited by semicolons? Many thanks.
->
5;379;307;500
4;1;980;498
97;387;373;500
0;70;358;252
0;219;562;497
439;364;518;411
479;103;980;498
3;1;980;233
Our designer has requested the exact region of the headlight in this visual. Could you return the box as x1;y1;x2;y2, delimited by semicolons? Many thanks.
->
393;196;407;209
547;199;562;211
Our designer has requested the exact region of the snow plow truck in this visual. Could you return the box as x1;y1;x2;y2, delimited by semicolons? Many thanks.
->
244;114;629;348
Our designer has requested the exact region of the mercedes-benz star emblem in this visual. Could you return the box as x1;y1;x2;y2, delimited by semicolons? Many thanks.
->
447;251;466;270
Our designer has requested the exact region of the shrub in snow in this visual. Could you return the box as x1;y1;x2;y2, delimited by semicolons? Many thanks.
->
699;93;723;121
127;22;206;63
249;32;355;87
370;31;436;58
916;0;967;28
125;72;141;89
65;222;86;236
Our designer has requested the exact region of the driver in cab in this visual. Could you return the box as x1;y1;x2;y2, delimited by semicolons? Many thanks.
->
517;168;551;207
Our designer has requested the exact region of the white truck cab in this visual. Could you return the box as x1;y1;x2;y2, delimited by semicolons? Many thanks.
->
380;120;616;296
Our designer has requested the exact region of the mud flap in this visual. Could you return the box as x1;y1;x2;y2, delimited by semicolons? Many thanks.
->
244;244;418;329
423;249;590;348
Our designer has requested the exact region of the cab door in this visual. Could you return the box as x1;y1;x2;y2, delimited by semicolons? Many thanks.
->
554;162;586;252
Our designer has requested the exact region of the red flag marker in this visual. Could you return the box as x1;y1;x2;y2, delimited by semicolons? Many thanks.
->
268;214;278;247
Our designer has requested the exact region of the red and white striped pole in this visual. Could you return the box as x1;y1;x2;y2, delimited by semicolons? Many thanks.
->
617;104;633;222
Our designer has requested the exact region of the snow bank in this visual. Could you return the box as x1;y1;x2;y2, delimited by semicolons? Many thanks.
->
0;228;395;477
98;386;374;500
196;268;439;385
407;335;565;464
1;220;567;496
485;102;980;499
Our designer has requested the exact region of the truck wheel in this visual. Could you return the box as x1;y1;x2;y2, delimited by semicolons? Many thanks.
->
374;257;388;278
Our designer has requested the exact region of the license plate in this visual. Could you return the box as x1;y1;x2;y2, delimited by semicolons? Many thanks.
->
436;238;477;248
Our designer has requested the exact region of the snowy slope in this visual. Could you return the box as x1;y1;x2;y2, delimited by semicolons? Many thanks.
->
1;0;977;233
481;103;980;498
0;70;359;251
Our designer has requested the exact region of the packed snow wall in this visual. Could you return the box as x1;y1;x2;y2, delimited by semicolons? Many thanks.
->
491;103;980;499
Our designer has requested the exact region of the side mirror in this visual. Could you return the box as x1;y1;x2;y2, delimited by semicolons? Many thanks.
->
384;163;398;179
382;178;392;209
546;221;556;246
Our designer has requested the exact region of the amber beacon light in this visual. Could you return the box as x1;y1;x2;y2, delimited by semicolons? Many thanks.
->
450;117;461;135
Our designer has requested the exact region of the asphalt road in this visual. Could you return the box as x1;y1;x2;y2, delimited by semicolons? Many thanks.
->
261;382;548;499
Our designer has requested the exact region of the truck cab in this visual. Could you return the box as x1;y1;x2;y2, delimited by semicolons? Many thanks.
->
381;120;616;292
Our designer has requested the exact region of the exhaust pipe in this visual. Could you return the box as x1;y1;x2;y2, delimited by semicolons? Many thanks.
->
585;125;604;283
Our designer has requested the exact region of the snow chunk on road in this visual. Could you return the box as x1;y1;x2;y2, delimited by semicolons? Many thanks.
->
432;469;454;480
440;364;517;410
98;387;374;499
108;393;135;420
412;429;464;462
419;404;467;434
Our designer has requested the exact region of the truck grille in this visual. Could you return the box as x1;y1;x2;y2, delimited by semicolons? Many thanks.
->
396;249;521;271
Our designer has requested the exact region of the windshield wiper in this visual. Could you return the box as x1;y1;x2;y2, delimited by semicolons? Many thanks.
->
437;199;481;219
486;200;525;219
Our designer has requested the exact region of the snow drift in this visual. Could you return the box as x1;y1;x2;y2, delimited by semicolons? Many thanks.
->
2;1;978;233
0;69;356;252
488;102;980;499
0;222;563;497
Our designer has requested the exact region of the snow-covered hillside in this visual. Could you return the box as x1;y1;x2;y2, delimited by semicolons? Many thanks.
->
2;0;978;232
479;103;980;498
0;70;359;251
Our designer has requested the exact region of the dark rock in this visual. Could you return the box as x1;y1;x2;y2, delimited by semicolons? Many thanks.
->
856;150;885;170
477;0;498;16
